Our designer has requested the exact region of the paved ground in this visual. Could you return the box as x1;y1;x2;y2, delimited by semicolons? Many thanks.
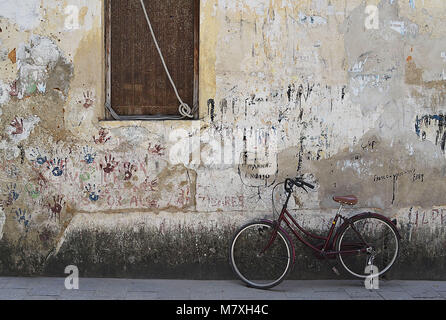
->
0;277;446;300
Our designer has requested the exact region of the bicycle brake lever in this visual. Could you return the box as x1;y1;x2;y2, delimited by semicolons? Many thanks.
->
301;185;308;193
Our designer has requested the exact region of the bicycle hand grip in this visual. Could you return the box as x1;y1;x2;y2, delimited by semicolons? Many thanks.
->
302;181;315;189
292;177;315;189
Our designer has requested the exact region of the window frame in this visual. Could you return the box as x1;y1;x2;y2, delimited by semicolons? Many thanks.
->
104;0;200;120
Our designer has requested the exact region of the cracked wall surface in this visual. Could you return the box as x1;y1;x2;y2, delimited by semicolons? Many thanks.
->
0;0;446;279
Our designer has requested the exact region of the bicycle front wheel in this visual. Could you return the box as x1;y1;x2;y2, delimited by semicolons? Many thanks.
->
229;221;292;289
335;214;400;279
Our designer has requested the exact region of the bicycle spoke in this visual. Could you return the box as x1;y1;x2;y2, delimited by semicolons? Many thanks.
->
336;216;399;278
230;222;291;288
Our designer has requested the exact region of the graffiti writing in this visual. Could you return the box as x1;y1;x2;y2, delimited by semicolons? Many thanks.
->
408;207;446;228
197;194;244;209
373;169;416;182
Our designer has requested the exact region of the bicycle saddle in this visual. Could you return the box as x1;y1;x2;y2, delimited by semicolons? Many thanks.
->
333;195;358;205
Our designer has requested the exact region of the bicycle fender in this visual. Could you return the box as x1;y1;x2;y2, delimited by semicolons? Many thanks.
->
333;212;402;246
260;219;296;266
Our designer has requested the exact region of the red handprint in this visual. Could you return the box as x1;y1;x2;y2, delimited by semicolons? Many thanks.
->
123;162;137;180
10;117;24;135
47;195;65;221
148;143;166;156
9;81;18;97
100;155;119;174
93;128;111;144
83;91;94;109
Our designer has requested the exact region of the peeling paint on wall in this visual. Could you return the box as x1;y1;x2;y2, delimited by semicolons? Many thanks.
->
0;80;9;108
0;0;41;30
16;35;73;99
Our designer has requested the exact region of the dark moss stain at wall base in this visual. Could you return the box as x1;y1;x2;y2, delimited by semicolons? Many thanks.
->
0;224;445;280
0;240;47;276
43;226;237;279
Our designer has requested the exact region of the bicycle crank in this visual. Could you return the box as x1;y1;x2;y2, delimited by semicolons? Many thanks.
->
321;251;341;276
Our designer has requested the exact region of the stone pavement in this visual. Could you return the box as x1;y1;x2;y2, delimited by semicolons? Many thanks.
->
0;277;445;300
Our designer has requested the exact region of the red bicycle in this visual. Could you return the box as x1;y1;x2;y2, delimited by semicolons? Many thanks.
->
229;177;401;289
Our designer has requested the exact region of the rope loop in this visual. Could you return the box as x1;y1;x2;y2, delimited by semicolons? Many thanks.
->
179;102;194;118
140;0;197;119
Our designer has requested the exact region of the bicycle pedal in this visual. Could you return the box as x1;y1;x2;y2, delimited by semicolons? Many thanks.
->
332;266;340;276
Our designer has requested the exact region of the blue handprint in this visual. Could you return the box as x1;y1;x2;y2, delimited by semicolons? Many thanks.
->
29;148;48;165
85;183;101;202
15;208;31;231
5;165;20;178
7;183;19;205
47;158;67;177
82;146;96;164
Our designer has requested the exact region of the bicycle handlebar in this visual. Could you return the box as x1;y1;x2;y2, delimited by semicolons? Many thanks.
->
284;177;315;193
300;179;315;189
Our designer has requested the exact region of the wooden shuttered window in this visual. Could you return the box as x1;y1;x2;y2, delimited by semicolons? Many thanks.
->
105;0;199;118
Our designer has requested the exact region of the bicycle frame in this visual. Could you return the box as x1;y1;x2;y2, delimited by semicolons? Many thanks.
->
260;188;370;260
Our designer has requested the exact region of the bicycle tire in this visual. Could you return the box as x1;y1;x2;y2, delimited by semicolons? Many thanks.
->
229;220;293;289
335;214;400;279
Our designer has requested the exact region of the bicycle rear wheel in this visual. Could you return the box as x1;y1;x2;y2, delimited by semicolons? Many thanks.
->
335;214;400;278
229;221;293;289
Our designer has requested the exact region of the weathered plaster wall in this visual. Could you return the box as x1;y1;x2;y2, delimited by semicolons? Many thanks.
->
0;0;446;279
